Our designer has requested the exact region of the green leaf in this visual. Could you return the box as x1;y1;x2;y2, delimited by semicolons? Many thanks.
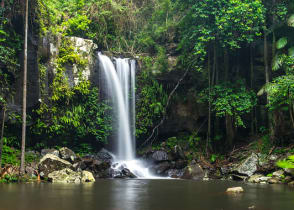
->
288;14;294;27
288;47;294;57
276;37;288;49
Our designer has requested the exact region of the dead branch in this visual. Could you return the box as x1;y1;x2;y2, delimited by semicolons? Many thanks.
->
141;67;190;146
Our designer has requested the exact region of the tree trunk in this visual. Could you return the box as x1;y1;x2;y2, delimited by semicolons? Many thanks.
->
224;49;229;82
0;106;6;171
250;45;256;135
1;0;4;8
207;49;211;154
20;0;29;175
264;29;274;140
226;114;235;147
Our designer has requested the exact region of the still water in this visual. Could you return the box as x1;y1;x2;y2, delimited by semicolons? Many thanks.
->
0;180;293;210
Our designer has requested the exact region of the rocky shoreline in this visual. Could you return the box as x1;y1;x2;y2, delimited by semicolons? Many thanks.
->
1;145;294;185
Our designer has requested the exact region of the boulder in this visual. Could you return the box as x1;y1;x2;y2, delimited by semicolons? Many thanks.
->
248;174;271;183
151;161;172;175
121;168;137;178
38;154;72;177
81;171;95;182
80;156;111;178
151;151;169;162
41;149;59;157
174;160;188;169
171;145;186;160
268;178;280;184
48;168;81;183
181;163;204;180
95;149;113;162
226;187;244;193
233;153;259;176
273;170;284;178
59;147;78;163
166;169;184;178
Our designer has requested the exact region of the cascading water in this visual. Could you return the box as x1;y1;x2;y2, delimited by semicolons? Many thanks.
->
98;53;156;178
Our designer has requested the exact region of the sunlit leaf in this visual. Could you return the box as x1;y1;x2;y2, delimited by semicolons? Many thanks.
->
288;47;294;57
272;54;283;71
288;14;294;27
276;37;288;49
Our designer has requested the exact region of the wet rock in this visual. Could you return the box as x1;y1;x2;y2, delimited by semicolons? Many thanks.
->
166;169;184;178
231;174;247;181
248;174;271;183
121;168;137;178
181;163;204;180
80;156;111;178
268;178;280;184
171;145;186;160
269;155;279;161
38;154;72;177
284;168;294;176
151;161;171;175
95;149;113;162
41;149;59;157
273;170;284;178
59;147;77;163
48;168;81;183
226;187;244;193
73;161;87;171
151;151;169;162
174;160;188;169
81;171;95;182
284;176;292;183
233;153;259;176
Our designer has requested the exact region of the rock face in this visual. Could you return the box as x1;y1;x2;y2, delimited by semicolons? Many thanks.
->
38;154;72;177
151;151;169;162
41;149;60;157
181;163;205;180
48;168;95;183
233;153;259;176
59;147;78;163
141;146;188;177
81;171;96;182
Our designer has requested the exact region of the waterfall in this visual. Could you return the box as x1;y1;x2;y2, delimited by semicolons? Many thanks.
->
98;53;156;178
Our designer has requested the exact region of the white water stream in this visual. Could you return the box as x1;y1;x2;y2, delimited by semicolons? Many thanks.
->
98;53;156;178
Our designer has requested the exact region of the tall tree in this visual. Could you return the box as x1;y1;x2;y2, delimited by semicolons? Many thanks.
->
0;105;5;171
20;0;29;175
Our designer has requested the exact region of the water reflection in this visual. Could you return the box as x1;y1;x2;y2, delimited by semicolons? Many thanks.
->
0;180;294;210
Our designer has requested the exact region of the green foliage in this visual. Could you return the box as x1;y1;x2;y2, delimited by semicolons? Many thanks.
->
201;81;257;127
136;62;168;138
179;0;265;58
1;145;20;166
32;38;112;147
33;87;112;147
0;175;19;183
277;155;294;169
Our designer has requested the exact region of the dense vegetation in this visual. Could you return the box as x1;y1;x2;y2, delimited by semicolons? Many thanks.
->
0;0;294;167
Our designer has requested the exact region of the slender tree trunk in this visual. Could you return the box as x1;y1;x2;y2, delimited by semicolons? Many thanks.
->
0;106;6;171
226;114;235;147
250;45;256;135
207;49;211;154
264;29;274;139
1;0;4;8
224;49;229;82
20;0;29;175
